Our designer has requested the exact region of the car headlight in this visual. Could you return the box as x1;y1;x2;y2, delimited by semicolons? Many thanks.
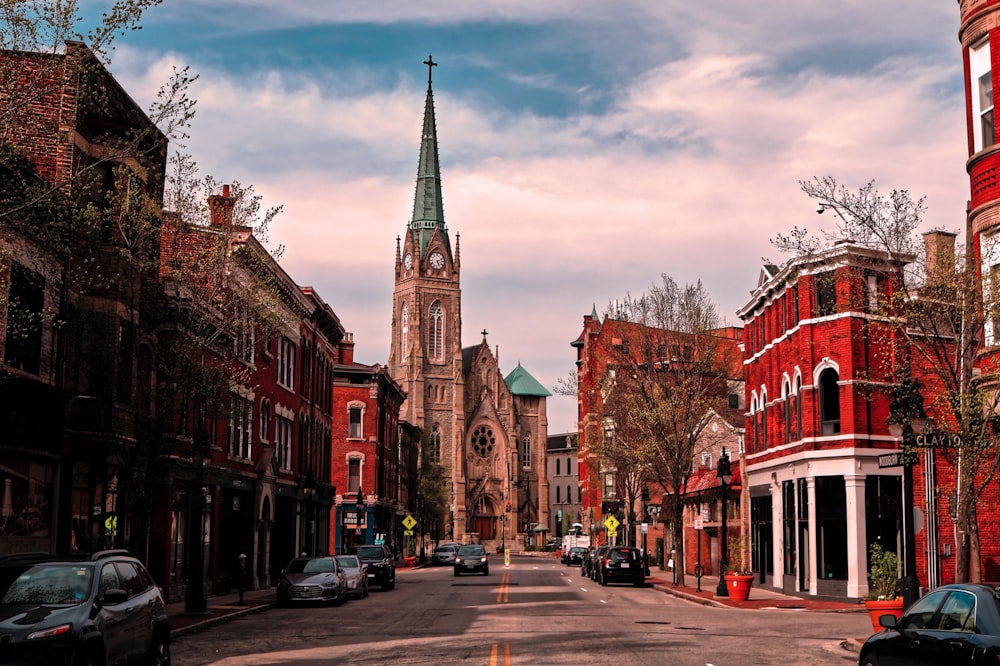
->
479;557;487;563
27;624;72;640
455;557;463;564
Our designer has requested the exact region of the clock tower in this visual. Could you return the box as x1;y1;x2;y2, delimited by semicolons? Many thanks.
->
388;56;470;538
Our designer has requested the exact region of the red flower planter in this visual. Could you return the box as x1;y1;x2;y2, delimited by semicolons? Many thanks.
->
864;598;904;633
723;573;754;601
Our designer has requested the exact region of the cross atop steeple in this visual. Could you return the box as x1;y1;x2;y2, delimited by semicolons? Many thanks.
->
423;55;437;86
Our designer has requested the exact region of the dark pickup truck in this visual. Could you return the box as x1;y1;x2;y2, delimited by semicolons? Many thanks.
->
348;544;396;591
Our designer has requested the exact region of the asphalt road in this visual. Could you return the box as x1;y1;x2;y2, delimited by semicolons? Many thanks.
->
170;555;868;665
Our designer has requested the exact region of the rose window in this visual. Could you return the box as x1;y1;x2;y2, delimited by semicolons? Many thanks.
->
471;425;495;458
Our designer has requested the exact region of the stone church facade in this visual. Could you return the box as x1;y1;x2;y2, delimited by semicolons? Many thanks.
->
387;58;549;548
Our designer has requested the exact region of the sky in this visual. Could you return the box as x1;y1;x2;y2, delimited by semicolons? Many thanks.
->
101;0;968;434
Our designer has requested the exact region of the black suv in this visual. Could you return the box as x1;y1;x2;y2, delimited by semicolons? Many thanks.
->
348;544;396;591
0;549;170;665
597;546;646;587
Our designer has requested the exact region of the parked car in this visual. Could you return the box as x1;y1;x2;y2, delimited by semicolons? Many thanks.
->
432;542;461;566
596;546;645;587
585;546;610;580
348;544;396;591
454;544;489;576
858;583;1000;665
276;555;349;606
0;549;171;666
565;546;588;566
334;554;369;599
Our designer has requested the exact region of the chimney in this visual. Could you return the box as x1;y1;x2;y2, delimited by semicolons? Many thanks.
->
922;230;957;284
208;184;234;226
339;332;355;365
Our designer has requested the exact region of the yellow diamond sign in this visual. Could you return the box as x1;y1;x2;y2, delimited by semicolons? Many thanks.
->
604;515;619;532
402;514;417;530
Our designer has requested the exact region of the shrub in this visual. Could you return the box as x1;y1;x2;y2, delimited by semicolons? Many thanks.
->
867;543;899;600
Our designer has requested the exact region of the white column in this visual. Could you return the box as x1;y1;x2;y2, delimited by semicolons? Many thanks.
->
845;473;867;599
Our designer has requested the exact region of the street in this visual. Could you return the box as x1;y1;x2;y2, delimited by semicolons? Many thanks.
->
170;555;869;665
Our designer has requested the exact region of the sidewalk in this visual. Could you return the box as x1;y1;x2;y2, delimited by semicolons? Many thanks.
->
167;587;276;639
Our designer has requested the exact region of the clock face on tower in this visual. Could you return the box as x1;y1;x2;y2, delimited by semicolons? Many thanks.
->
403;253;413;270
429;252;445;270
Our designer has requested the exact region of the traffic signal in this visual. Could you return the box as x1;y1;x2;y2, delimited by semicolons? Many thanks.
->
505;501;511;512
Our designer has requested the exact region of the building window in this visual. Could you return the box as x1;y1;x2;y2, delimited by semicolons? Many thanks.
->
794;375;803;440
815;272;837;317
276;413;293;469
816;476;848;580
348;457;361;493
972;39;995;152
428;300;443;360
260;399;271;441
782;480;796;576
556;486;561;503
349;405;363;439
522;433;531;468
234;302;254;364
228;393;253;460
556;458;561;475
819;368;841;435
277;336;295;388
400;302;409;361
3;262;44;374
429;424;441;462
783;381;792;445
566;457;572;475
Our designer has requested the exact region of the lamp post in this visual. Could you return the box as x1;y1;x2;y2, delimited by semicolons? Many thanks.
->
715;449;733;598
887;378;928;609
355;487;365;545
640;486;650;573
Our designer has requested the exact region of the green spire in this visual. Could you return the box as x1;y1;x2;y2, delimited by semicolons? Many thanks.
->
410;55;446;255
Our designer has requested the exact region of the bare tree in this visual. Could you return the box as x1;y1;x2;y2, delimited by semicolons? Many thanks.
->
595;276;741;584
776;176;996;584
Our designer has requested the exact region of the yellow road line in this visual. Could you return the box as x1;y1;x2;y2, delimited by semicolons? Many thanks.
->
496;571;510;603
488;643;512;666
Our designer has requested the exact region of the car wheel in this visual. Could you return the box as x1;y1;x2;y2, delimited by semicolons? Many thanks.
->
634;578;644;587
363;581;369;598
382;579;395;591
859;655;878;666
483;567;489;576
600;572;608;586
148;629;171;666
73;643;103;666
454;568;460;577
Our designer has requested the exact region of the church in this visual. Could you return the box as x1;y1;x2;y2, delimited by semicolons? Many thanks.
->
387;57;550;550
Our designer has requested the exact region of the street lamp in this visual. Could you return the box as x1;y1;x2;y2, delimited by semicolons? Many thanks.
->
887;378;928;609
715;449;733;598
355;486;365;544
641;486;650;574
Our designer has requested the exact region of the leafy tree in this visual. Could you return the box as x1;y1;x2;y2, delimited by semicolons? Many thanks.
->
776;176;996;584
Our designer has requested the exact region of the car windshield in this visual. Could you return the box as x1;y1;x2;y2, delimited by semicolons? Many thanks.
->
285;558;332;574
335;556;360;571
0;564;92;605
608;549;637;561
435;545;458;552
571;547;588;554
458;545;485;556
353;546;384;560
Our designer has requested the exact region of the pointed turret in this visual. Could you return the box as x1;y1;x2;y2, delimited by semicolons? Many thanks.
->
411;55;447;256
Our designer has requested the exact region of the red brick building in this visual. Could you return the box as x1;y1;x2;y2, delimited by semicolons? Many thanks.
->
330;335;405;554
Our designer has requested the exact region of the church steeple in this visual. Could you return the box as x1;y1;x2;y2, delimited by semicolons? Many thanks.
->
411;55;447;256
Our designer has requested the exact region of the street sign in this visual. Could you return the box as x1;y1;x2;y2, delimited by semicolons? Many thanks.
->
404;529;414;536
641;522;648;534
694;517;703;530
603;515;620;532
878;453;903;468
402;514;417;530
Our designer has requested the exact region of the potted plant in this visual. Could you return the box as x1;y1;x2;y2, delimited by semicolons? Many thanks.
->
864;543;903;632
723;533;754;602
403;542;417;568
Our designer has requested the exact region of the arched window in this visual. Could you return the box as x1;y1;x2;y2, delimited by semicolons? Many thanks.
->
428;301;443;360
783;380;792;445
430;424;441;463
566;484;572;503
566;457;572;476
794;374;803;440
750;394;759;453
819;368;841;435
760;388;768;449
556;486;561;503
522;433;531;468
400;302;409;361
556;458;561;475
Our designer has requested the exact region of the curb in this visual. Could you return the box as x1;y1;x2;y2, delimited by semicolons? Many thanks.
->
170;602;274;640
651;582;728;608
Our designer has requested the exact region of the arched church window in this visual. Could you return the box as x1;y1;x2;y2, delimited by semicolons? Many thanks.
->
470;425;495;458
428;301;444;360
430;424;441;463
521;433;531;468
400;302;408;361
